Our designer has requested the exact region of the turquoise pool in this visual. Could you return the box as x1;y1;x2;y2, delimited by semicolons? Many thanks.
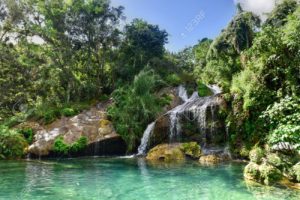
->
0;158;299;200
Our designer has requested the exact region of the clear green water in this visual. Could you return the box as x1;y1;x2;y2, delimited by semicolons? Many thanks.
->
0;158;300;200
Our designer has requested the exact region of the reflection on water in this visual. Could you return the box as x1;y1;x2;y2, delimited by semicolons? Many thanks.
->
0;158;299;200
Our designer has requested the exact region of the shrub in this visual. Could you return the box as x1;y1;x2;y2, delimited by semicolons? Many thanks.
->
69;137;88;153
0;126;28;159
198;82;213;97
18;128;34;144
61;108;78;117
108;70;163;152
166;74;181;86
53;136;88;155
53;137;69;155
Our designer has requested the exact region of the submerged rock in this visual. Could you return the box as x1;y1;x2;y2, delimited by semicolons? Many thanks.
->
199;154;230;165
28;100;126;157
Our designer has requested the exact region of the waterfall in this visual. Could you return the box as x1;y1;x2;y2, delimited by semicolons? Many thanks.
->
178;85;188;102
137;122;156;155
137;84;225;156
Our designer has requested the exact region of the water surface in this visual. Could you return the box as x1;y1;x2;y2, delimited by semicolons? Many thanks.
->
0;158;299;200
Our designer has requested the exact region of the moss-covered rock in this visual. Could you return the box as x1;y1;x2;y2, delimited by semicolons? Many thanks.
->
146;144;185;162
259;162;282;185
249;147;265;164
267;153;284;169
244;162;260;181
180;142;201;159
289;163;300;183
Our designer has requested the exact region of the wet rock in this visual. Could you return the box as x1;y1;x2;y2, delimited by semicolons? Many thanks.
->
271;142;297;155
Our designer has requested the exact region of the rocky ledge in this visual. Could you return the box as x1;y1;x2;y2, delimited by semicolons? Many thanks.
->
24;100;126;158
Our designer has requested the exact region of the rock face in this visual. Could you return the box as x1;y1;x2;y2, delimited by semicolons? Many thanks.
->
148;94;227;149
28;100;126;157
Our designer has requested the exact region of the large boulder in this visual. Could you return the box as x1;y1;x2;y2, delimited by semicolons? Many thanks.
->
289;163;300;183
28;101;126;157
259;162;282;185
146;142;201;162
146;144;185;162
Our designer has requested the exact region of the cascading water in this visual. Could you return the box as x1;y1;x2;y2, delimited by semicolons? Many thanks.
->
137;122;156;155
137;84;228;156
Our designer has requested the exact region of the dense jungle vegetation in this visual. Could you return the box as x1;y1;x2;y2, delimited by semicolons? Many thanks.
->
0;0;299;159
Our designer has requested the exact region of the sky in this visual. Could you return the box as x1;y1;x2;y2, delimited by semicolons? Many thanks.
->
110;0;236;52
111;0;278;52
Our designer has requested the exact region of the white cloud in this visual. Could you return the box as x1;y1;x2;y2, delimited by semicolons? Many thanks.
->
234;0;278;20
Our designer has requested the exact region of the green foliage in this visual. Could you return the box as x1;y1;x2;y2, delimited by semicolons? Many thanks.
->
116;19;168;81
53;137;69;155
0;126;27;159
69;137;88;153
108;70;163;151
260;97;300;150
165;74;182;86
53;136;88;155
264;0;298;27
61;108;78;117
198;83;213;97
18;128;33;144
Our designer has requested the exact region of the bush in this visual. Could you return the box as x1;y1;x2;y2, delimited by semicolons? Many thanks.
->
198;83;213;97
53;137;69;155
69;137;88;153
18;128;34;144
53;136;88;155
166;74;181;86
0;126;28;159
61;108;78;117
108;70;163;152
